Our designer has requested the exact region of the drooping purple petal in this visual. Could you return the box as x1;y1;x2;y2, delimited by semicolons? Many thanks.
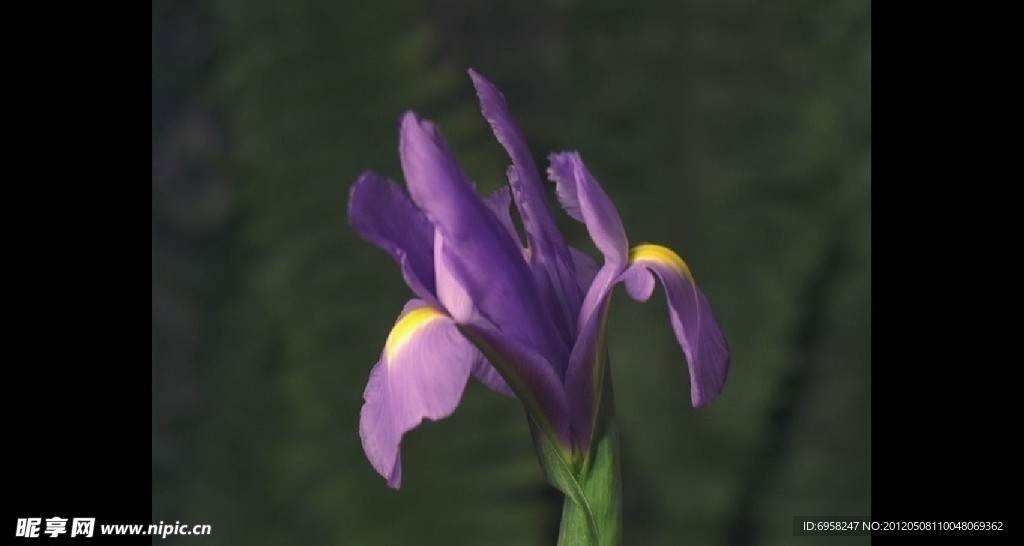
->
469;69;582;334
398;111;569;366
434;233;477;323
457;321;573;449
626;245;730;407
348;171;438;306
470;357;515;397
547;152;628;267
621;264;655;301
359;300;476;488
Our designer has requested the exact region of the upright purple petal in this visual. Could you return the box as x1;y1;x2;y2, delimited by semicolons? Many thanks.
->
486;184;596;345
486;183;581;359
576;264;623;341
398;111;569;366
359;300;476;488
433;232;514;397
548;151;631;347
510;166;575;352
483;186;522;245
563;263;621;448
547;152;629;267
569;246;599;291
348;172;438;305
548;153;584;223
626;245;730;407
469;69;582;334
549;151;631;446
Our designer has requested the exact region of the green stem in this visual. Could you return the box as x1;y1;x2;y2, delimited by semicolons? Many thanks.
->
555;375;622;546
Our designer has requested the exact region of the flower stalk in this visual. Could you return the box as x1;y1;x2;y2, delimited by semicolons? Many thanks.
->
552;368;621;546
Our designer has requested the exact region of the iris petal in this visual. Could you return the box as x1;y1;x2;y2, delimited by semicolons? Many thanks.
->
434;233;477;324
457;322;573;449
627;244;730;408
348;171;438;306
359;300;476;488
547;152;628;267
548;151;633;445
399;111;569;366
548;151;630;345
621;264;656;301
569;246;599;291
433;233;514;396
355;73;731;479
470;69;582;335
483;186;521;245
564;263;621;447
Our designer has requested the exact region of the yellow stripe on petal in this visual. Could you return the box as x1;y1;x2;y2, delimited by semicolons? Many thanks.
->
385;307;445;362
629;243;693;280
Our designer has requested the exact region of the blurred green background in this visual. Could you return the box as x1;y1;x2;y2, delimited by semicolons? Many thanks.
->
152;0;869;544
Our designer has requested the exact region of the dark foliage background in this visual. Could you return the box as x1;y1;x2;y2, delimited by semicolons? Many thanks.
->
153;1;869;544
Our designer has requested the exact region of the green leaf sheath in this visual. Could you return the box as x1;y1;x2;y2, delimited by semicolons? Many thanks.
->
533;369;622;546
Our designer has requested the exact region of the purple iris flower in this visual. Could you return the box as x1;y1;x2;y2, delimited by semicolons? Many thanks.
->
349;69;729;489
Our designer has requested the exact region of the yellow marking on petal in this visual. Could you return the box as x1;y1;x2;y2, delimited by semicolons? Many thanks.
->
629;243;693;280
385;307;445;362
